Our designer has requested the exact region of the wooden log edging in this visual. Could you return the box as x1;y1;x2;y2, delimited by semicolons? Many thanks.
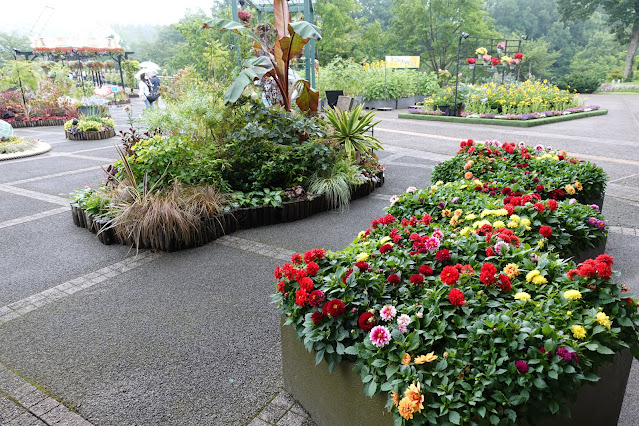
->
65;128;116;141
9;118;70;128
71;171;385;251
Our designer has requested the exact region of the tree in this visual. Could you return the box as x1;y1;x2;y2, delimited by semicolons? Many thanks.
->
315;0;364;64
570;29;625;80
521;37;560;79
356;0;393;30
0;32;30;62
558;0;639;79
388;0;496;73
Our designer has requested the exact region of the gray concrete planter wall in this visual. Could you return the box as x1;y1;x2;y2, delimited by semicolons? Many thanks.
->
9;118;70;128
364;99;397;110
281;318;632;426
396;96;418;109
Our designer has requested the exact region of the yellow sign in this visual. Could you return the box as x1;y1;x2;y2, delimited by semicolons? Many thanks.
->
385;56;420;68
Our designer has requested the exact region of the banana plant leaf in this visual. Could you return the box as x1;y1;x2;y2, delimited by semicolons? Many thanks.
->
294;80;319;112
224;56;273;104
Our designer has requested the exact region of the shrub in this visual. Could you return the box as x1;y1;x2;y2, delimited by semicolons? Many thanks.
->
555;73;600;94
0;136;39;154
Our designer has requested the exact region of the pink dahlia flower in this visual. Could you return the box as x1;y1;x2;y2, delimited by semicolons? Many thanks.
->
369;325;391;348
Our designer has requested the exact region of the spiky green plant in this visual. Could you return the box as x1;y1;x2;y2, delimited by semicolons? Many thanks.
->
308;159;364;211
321;104;383;159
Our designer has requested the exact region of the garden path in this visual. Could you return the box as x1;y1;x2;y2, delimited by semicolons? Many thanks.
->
0;94;638;425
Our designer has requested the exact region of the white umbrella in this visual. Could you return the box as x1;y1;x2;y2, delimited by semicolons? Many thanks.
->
135;69;155;80
138;61;160;70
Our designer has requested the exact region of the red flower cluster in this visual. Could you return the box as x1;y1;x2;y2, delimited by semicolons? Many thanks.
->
354;261;370;272
547;199;559;211
498;274;512;291
467;58;477;64
480;263;497;285
300;277;314;292
514;52;523;60
296;290;308;307
539;226;553;239
380;244;394;254
311;311;325;324
358;312;377;331
491;57;500;66
304;248;326;263
568;254;613;280
371;214;397;229
341;268;354;283
448;288;466;306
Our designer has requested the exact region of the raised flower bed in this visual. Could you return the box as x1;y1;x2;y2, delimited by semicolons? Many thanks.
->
70;172;384;251
273;140;638;425
7;116;76;128
64;117;116;141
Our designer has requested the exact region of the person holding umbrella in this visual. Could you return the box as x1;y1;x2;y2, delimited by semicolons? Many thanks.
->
146;70;161;108
138;72;152;109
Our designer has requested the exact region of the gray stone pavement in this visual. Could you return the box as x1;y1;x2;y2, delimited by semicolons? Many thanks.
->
0;94;638;425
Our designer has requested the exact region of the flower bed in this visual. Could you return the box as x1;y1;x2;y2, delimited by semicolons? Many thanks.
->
273;141;639;425
64;117;116;140
70;172;384;251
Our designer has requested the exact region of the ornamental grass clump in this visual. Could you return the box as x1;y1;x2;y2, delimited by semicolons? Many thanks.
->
0;136;39;154
273;140;638;425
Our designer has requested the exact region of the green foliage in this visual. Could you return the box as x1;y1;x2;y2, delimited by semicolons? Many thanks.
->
521;37;560;80
555;73;601;94
316;0;364;63
321;104;382;159
318;57;364;97
64;117;115;132
122;135;230;191
0;31;30;61
121;60;140;89
358;64;436;100
569;28;626;81
308;158;363;211
606;69;625;82
388;0;497;73
228;188;286;208
69;186;111;216
0;61;43;92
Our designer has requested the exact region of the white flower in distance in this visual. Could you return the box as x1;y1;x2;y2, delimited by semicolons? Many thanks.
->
390;195;400;205
406;186;417;193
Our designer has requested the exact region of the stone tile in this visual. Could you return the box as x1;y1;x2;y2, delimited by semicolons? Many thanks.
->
6;412;46;426
0;397;25;422
0;375;27;393
55;412;93;425
40;404;68;423
270;392;295;410
29;397;59;417
257;403;288;424
276;410;309;426
16;390;47;408
15;305;37;315
11;383;37;399
248;417;272;426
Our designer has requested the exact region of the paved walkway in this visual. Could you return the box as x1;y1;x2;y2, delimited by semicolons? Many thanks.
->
1;94;638;424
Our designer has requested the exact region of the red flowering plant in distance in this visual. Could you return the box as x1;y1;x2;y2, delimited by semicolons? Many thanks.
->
273;140;639;425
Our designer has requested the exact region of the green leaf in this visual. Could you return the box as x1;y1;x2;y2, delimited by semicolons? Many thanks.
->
585;343;599;351
386;364;400;379
363;380;378;397
596;345;615;355
315;349;324;366
372;359;387;368
449;410;461;425
490;414;500;425
477;406;487;418
509;394;527;405
583;373;600;382
548;370;558;380
344;345;358;355
549;400;560;415
336;342;345;355
533;378;547;389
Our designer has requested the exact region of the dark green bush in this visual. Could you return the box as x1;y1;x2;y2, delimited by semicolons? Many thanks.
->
555;73;601;94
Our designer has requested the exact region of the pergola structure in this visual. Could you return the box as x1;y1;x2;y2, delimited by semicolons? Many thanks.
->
236;0;317;88
13;37;134;94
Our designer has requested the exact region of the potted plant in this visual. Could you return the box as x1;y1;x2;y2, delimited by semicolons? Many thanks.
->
483;55;492;66
476;47;488;60
467;58;477;70
497;42;506;54
64;116;115;140
77;95;109;117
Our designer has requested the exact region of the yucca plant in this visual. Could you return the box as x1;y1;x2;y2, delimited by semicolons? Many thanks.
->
321;104;383;160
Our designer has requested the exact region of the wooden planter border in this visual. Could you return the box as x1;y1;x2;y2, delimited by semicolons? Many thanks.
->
71;172;385;252
9;118;69;128
65;128;116;141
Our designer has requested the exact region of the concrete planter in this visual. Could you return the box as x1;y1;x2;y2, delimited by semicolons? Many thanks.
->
364;99;397;110
281;318;632;426
396;96;418;109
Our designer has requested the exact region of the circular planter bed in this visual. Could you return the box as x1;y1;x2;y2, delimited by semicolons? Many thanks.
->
70;171;385;251
65;128;115;141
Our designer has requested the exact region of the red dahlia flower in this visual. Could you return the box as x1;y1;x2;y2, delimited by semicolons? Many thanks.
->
440;265;460;286
498;274;512;291
435;249;451;262
419;265;434;276
354;261;370;272
296;289;309;307
277;281;286;293
326;299;346;317
341;268;354;283
311;311;325;324
291;253;303;265
308;290;325;307
539;226;553;238
300;277;314;292
358;312;377;331
410;274;424;285
380;244;394;254
547;199;558;211
448;288;466;306
387;274;401;285
306;261;319;276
